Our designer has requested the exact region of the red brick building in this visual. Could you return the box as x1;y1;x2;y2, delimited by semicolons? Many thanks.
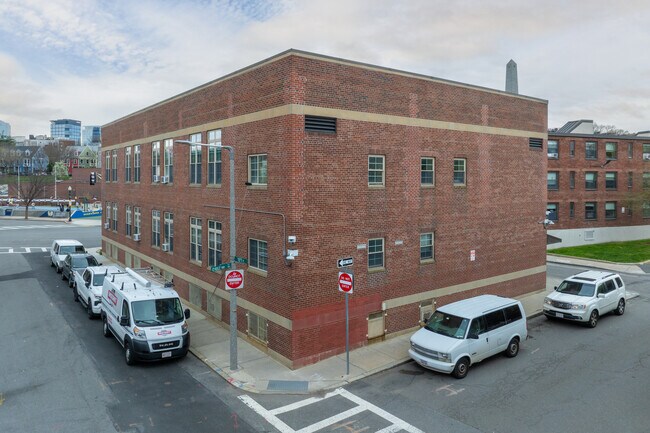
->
101;50;548;368
548;120;650;248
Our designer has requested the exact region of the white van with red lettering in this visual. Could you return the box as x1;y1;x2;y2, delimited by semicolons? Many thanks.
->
100;268;191;365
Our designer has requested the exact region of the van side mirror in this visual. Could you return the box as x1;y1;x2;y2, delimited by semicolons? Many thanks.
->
184;308;191;319
554;286;558;291
119;316;129;326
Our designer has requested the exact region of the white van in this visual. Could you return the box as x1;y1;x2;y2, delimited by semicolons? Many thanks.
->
409;295;527;379
50;239;85;273
100;268;191;365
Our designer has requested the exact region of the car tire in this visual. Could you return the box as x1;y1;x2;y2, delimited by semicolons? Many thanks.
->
452;357;470;379
69;277;74;288
124;341;135;366
587;310;599;328
61;271;66;281
102;317;111;338
50;260;54;267
73;286;79;302
56;265;62;274
505;337;520;358
615;299;625;316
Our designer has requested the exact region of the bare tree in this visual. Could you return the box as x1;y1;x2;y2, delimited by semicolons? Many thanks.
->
593;123;630;135
18;174;48;220
43;141;72;165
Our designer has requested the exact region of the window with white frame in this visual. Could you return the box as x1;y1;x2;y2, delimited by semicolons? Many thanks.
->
605;172;617;190
547;172;559;190
368;238;384;268
247;311;268;342
605;202;617;219
453;158;466;186
586;141;598;159
420;233;434;261
208;220;222;267
585;202;597;220
605;142;617;160
152;141;161;181
164;212;173;252
105;201;111;227
547;140;559;158
134;207;141;236
190;133;202;184
368;155;385;186
208;129;222;185
112;203;118;231
249;238;268;271
111;150;117;181
134;145;141;182
164;139;173;183
190;217;202;262
547;203;558;221
125;205;132;236
421;157;434;186
152;210;161;247
105;152;110;182
125;147;132;182
248;154;268;185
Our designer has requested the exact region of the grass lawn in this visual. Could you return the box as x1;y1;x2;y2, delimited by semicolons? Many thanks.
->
550;239;650;263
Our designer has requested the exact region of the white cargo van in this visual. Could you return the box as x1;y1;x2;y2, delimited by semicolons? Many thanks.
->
100;268;191;365
409;295;527;379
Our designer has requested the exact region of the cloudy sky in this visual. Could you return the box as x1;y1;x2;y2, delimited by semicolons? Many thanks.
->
1;0;649;137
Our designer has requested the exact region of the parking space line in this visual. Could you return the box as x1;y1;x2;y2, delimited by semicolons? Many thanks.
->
297;406;365;433
337;389;425;433
269;388;344;415
239;395;295;433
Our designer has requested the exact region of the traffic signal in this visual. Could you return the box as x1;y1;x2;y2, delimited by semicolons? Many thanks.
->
90;172;96;185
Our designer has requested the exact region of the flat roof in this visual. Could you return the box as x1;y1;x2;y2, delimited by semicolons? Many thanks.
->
438;294;518;318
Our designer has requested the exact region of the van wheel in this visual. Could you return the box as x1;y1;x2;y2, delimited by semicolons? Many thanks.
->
615;299;625;316
73;286;79;302
102;317;111;338
56;265;62;274
61;271;66;281
68;277;74;288
50;260;54;267
124;341;135;365
587;310;599;328
452;357;469;379
87;299;94;319
505;338;520;358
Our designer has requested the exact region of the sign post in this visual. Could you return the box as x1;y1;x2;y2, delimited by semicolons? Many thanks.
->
338;271;353;375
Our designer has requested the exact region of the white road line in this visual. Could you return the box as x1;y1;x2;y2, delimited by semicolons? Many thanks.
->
41;247;47;252
375;425;404;433
270;388;344;415
239;395;295;433
296;406;365;433
24;248;31;253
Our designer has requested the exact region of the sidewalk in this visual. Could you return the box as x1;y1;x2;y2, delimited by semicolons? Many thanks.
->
0;215;102;226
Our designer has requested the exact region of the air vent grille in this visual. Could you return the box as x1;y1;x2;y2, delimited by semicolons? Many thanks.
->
305;115;336;133
529;138;543;149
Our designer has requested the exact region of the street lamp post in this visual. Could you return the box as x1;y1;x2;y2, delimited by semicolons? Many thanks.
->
67;186;72;221
176;139;238;370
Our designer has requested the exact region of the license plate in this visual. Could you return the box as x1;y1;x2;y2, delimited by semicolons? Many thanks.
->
556;312;564;318
162;351;172;358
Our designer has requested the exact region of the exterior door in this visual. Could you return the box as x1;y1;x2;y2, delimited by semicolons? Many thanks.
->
467;317;490;362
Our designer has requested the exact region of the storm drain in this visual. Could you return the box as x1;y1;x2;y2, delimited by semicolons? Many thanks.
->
267;380;309;392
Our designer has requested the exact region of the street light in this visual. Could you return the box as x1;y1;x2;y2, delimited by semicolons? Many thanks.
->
176;139;239;371
67;186;72;222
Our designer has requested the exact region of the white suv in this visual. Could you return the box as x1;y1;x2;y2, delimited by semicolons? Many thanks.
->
544;270;626;328
73;265;125;319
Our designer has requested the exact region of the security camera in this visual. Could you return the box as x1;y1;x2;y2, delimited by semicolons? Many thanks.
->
287;236;297;244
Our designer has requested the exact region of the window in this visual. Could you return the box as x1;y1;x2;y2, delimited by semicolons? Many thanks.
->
208;220;222;267
644;144;650;161
164;212;173;252
125;147;132;182
605;142;617;160
125;205;132;236
484;310;506;331
547;203;558;221
420;233;434;261
368;155;385;186
249;238;268;271
585;172;597;190
569;202;575;218
105;201;111;228
164;139;173;183
585;141;597;159
208;129;222;185
152;210;161;247
628;142;633;159
190;133;202;184
112;203;118;231
569;171;575;189
190;217;202;262
605;202;617;220
585;202;597;220
644;172;650;188
547;172;558;190
547;140;558;158
112;150;117;181
105;151;110;182
628;172;634;188
152;141;161;181
248;312;268;342
605;172;617;190
569;140;575;157
421;157;435;186
504;305;522;324
134;145;141;182
453;158;466;186
368;238;384;269
134;207;141;236
248;154;268;185
643;202;650;218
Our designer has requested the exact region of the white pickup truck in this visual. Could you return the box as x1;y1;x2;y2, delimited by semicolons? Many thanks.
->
73;265;125;319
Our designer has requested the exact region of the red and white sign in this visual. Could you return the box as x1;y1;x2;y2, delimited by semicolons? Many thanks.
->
338;271;354;293
225;270;244;290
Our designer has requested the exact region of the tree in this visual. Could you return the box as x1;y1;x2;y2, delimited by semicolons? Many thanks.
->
18;174;48;220
53;161;69;179
43;141;71;165
593;123;630;135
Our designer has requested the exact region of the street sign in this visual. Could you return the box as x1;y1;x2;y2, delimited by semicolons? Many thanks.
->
225;269;244;290
338;271;353;293
210;262;231;272
337;257;354;268
233;256;248;264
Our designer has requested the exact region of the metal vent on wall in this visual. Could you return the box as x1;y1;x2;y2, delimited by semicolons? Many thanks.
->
529;137;543;149
305;115;336;133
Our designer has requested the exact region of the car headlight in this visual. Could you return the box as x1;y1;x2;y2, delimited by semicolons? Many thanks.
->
544;297;552;305
571;304;586;310
133;327;147;338
181;321;188;334
439;352;451;362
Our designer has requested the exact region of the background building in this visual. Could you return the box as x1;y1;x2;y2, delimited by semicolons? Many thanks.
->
82;125;102;146
101;49;548;368
0;120;10;137
548;120;650;248
50;119;81;145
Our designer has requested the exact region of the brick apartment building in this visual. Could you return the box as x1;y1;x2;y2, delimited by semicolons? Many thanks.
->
547;120;650;248
101;49;548;368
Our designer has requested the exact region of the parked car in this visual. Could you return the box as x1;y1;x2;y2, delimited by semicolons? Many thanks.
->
61;253;100;286
544;270;626;328
74;265;124;319
50;240;85;273
409;295;527;379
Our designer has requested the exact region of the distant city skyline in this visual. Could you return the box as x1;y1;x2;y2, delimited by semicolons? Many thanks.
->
1;1;650;135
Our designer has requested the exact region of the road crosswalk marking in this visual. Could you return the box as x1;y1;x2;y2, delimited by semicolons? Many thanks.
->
0;247;49;254
0;224;73;231
239;387;424;433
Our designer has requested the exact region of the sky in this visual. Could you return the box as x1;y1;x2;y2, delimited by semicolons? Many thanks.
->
1;0;650;137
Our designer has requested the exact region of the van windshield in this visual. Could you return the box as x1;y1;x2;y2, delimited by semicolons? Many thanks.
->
557;280;595;297
425;311;470;339
131;298;184;326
